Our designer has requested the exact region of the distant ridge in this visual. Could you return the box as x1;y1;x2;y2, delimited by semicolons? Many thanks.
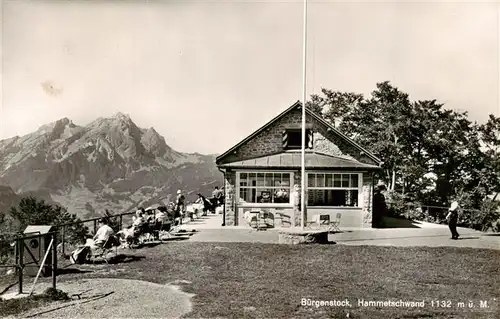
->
0;114;223;220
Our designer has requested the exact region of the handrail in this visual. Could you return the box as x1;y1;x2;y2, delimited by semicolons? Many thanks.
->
393;202;483;213
49;207;172;256
54;211;137;228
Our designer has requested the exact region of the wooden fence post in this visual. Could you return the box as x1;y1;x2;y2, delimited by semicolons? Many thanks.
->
14;241;19;272
52;232;57;290
18;239;24;294
61;226;66;257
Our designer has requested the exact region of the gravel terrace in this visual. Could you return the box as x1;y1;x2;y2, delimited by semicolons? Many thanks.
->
5;278;194;318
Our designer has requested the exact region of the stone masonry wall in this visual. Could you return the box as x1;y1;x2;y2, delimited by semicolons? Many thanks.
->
219;107;377;165
223;170;236;226
362;173;373;227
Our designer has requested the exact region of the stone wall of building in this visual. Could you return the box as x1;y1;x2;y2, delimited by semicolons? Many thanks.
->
362;173;374;227
219;107;376;165
223;170;236;226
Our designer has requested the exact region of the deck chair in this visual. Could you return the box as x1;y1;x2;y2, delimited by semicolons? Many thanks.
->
142;222;156;243
151;219;164;240
158;220;179;240
90;235;119;264
315;214;341;233
329;213;342;233
313;214;330;231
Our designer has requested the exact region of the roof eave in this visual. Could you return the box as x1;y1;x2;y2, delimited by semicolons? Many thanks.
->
217;164;382;171
305;108;383;165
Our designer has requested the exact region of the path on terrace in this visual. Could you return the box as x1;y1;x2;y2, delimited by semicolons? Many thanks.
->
181;214;500;250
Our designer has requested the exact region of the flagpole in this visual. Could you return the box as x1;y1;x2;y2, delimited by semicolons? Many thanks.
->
300;0;307;230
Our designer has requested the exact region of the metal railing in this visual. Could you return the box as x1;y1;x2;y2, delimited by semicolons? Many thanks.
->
54;208;172;256
389;201;487;224
55;211;136;256
1;232;58;295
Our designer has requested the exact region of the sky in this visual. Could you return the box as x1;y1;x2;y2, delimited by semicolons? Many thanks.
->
1;0;499;155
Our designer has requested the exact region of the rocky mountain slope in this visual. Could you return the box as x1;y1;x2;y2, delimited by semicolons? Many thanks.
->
0;113;223;220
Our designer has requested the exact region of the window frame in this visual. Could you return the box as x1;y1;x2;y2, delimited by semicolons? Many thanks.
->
284;128;312;150
306;172;363;208
236;170;295;208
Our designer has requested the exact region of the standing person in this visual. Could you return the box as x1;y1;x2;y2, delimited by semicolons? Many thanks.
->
175;190;186;225
210;186;221;213
446;201;460;239
212;186;222;206
372;183;388;228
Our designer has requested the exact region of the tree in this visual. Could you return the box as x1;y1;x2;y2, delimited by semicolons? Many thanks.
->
308;82;413;191
9;196;89;244
0;211;18;264
478;114;500;201
307;81;494;222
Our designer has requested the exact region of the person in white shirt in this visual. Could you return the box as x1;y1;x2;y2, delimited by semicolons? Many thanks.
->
93;218;114;246
445;201;460;239
86;218;115;249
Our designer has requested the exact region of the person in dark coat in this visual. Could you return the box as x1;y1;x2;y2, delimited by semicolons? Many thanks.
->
372;183;388;228
446;201;460;239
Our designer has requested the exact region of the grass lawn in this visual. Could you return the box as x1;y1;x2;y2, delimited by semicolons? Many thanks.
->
5;242;500;318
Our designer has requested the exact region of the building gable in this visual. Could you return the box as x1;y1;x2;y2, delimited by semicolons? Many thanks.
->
216;101;381;167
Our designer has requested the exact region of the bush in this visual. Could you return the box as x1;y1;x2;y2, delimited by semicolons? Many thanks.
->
0;233;19;266
40;287;70;301
385;191;416;219
9;197;89;245
460;199;500;231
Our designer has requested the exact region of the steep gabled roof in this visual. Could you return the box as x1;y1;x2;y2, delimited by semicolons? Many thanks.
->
216;101;382;165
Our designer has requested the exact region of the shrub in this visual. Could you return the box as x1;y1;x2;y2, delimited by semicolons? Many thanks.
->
9;197;89;245
461;199;500;231
40;288;70;301
385;191;412;219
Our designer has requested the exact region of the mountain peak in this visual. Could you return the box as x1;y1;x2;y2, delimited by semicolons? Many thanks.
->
112;112;131;121
38;117;70;130
36;117;77;138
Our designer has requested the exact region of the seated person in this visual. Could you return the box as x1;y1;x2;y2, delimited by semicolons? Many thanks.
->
133;210;145;224
86;218;115;250
144;212;154;224
194;195;203;205
130;210;146;234
155;206;168;223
